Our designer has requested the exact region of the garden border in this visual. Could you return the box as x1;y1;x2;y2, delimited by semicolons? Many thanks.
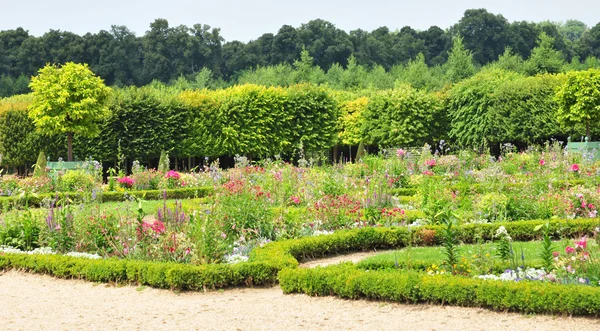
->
1;217;599;315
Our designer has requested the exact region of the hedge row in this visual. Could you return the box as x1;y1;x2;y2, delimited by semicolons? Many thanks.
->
279;265;600;316
0;187;214;209
0;253;278;290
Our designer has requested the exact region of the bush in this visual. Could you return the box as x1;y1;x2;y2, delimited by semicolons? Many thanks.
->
56;170;96;192
279;265;600;315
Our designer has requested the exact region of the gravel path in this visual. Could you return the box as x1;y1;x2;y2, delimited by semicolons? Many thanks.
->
1;250;599;330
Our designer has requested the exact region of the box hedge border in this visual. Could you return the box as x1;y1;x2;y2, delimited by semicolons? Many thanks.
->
278;265;600;316
1;217;600;314
0;187;214;209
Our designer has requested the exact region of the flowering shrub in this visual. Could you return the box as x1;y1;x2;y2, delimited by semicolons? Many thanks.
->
131;169;161;190
552;236;600;285
117;176;135;189
160;170;184;189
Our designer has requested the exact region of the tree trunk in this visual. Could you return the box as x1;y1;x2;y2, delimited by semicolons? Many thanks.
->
67;132;73;161
587;120;591;141
333;144;339;164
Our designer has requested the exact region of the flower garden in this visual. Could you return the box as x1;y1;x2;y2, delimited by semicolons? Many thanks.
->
1;143;600;316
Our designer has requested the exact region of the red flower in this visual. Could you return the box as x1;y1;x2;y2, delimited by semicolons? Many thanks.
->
565;246;575;254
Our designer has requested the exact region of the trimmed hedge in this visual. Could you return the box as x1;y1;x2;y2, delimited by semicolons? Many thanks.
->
279;265;600;315
0;253;278;290
0;187;214;209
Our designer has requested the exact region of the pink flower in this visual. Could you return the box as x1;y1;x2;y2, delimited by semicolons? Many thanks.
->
290;196;301;205
565;246;575;254
539;159;545;166
571;164;580;172
425;159;436;167
575;237;587;250
552;251;560;257
396;149;406;158
118;176;135;188
165;170;181;179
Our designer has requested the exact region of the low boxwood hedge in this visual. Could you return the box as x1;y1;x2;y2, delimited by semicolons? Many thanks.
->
279;264;600;316
0;187;214;209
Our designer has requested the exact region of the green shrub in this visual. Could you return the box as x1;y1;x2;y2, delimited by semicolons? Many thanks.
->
56;170;96;192
279;265;600;315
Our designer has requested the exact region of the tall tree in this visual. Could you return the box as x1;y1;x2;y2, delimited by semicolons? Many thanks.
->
297;19;353;69
28;63;111;161
455;9;510;65
525;32;565;75
445;36;476;83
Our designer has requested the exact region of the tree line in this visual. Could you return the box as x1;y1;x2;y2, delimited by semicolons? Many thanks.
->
1;8;600;96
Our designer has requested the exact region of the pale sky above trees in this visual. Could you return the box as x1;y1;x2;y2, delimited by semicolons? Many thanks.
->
2;0;599;41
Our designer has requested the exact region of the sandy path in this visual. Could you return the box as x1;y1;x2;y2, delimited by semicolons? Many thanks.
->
1;271;598;331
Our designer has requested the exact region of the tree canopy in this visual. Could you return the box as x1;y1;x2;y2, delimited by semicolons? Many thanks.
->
28;62;111;161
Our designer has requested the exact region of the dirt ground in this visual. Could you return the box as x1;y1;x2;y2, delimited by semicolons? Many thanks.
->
1;250;599;330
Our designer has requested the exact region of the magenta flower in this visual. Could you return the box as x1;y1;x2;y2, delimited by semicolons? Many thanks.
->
571;164;580;172
575;237;587;250
539;159;545;166
165;170;181;179
290;196;301;205
118;176;135;188
565;246;575;254
425;159;436;167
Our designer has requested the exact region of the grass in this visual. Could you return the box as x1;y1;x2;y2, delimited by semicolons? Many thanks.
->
356;240;576;274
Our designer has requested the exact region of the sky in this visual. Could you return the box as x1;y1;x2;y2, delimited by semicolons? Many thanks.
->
2;0;599;41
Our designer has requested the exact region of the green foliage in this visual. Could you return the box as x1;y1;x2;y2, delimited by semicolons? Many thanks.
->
28;63;111;161
158;151;169;173
33;151;47;177
535;222;555;271
0;209;40;250
337;97;367;145
0;254;279;291
0;95;44;168
447;68;522;147
0;187;214;210
555;69;600;139
279;265;600;316
445;36;476;83
56;170;96;192
440;212;460;273
362;85;445;147
525;32;566;75
488;73;565;144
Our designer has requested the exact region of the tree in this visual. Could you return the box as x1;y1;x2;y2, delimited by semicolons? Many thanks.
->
29;62;111;161
576;23;600;60
525;32;565;75
445;36;476;83
555;69;600;139
454;9;511;65
491;47;525;73
560;20;588;43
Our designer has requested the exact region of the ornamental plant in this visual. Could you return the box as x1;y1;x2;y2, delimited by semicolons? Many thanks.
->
117;176;134;189
555;69;600;140
28;62;111;161
162;170;183;189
